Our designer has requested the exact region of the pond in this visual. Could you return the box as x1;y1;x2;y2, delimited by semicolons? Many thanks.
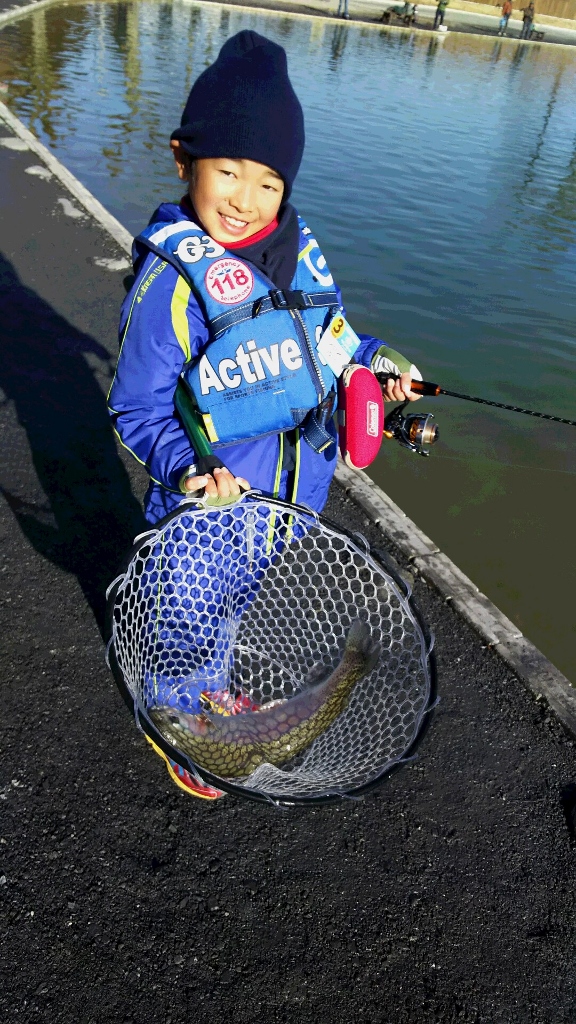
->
1;0;575;680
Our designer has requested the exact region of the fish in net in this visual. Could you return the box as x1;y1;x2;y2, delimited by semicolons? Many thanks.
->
106;494;436;805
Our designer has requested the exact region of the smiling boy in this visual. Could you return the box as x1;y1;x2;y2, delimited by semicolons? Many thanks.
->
108;30;422;797
184;154;284;243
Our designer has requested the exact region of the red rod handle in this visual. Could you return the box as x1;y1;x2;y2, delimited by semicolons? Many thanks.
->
409;379;442;397
375;371;442;397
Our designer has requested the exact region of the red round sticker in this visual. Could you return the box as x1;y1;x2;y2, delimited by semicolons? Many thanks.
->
205;258;254;305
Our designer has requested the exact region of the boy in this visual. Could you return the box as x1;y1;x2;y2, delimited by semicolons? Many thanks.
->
109;30;422;798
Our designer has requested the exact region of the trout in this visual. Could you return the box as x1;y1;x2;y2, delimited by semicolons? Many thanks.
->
149;619;380;779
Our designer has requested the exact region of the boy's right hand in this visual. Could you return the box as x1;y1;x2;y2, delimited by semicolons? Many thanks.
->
183;466;250;499
370;344;423;402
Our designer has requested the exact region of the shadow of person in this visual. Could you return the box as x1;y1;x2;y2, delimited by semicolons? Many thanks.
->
0;251;146;632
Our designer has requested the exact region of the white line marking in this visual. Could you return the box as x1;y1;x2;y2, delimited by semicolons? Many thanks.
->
0;136;28;150
25;164;52;179
57;197;85;219
93;256;131;271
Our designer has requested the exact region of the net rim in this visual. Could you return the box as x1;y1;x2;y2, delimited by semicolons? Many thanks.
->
105;494;437;807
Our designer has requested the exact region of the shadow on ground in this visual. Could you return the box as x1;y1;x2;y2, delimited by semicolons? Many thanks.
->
0;251;145;630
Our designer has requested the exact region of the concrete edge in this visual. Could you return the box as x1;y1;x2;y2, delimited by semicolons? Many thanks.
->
452;0;576;31
1;99;575;736
0;0;569;52
335;461;576;735
4;0;565;52
0;0;59;29
184;0;576;50
0;100;133;253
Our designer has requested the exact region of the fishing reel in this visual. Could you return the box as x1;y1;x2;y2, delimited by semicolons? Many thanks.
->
383;401;439;456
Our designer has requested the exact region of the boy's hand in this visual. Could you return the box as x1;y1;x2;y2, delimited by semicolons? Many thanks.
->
370;345;422;402
183;466;250;498
381;372;422;403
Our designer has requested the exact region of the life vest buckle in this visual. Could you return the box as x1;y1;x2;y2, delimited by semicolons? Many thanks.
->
269;289;313;311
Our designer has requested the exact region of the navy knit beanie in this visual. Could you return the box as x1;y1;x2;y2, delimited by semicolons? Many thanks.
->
171;30;304;199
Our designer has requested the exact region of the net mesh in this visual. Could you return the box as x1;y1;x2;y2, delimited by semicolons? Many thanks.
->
109;495;432;801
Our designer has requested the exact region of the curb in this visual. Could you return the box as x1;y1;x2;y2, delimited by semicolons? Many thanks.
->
0;0;59;29
185;0;576;49
2;99;575;737
0;0;574;46
335;462;576;735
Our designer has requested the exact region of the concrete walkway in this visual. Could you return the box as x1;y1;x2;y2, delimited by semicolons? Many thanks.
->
199;0;576;46
2;110;576;1024
383;0;576;43
2;0;576;45
406;2;576;43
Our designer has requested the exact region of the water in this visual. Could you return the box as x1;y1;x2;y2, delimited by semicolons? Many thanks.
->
1;1;575;679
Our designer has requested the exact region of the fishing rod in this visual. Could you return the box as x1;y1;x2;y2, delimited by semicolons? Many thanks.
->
375;372;576;457
409;378;576;427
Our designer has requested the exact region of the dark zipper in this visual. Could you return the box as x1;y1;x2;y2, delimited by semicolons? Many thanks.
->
290;310;326;403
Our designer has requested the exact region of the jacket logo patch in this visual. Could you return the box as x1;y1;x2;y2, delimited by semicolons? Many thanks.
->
176;235;225;264
135;261;168;303
205;258;254;305
298;237;334;287
198;340;303;395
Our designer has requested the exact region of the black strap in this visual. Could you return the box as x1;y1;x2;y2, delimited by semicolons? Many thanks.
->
301;389;337;454
134;235;339;342
196;453;226;476
210;290;339;340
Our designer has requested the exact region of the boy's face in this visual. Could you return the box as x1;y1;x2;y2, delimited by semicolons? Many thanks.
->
171;146;284;243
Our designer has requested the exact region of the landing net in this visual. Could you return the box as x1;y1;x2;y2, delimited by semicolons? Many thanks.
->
107;494;435;804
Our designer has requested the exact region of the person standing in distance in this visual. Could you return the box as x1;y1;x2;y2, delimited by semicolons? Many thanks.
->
521;1;535;37
434;0;449;30
498;0;513;35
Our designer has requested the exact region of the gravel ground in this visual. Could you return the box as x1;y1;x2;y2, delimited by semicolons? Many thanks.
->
2;125;576;1024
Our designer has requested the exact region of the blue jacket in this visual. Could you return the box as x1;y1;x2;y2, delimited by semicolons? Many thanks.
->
108;201;384;523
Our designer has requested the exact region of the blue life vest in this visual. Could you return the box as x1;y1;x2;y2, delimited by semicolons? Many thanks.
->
134;214;341;451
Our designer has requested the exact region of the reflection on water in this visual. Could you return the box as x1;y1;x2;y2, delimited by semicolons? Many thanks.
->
0;0;575;678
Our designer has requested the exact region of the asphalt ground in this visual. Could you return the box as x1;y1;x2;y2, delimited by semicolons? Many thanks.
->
2;124;576;1024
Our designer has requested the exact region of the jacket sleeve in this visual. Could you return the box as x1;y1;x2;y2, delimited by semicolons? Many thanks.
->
356;333;423;379
108;256;210;493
